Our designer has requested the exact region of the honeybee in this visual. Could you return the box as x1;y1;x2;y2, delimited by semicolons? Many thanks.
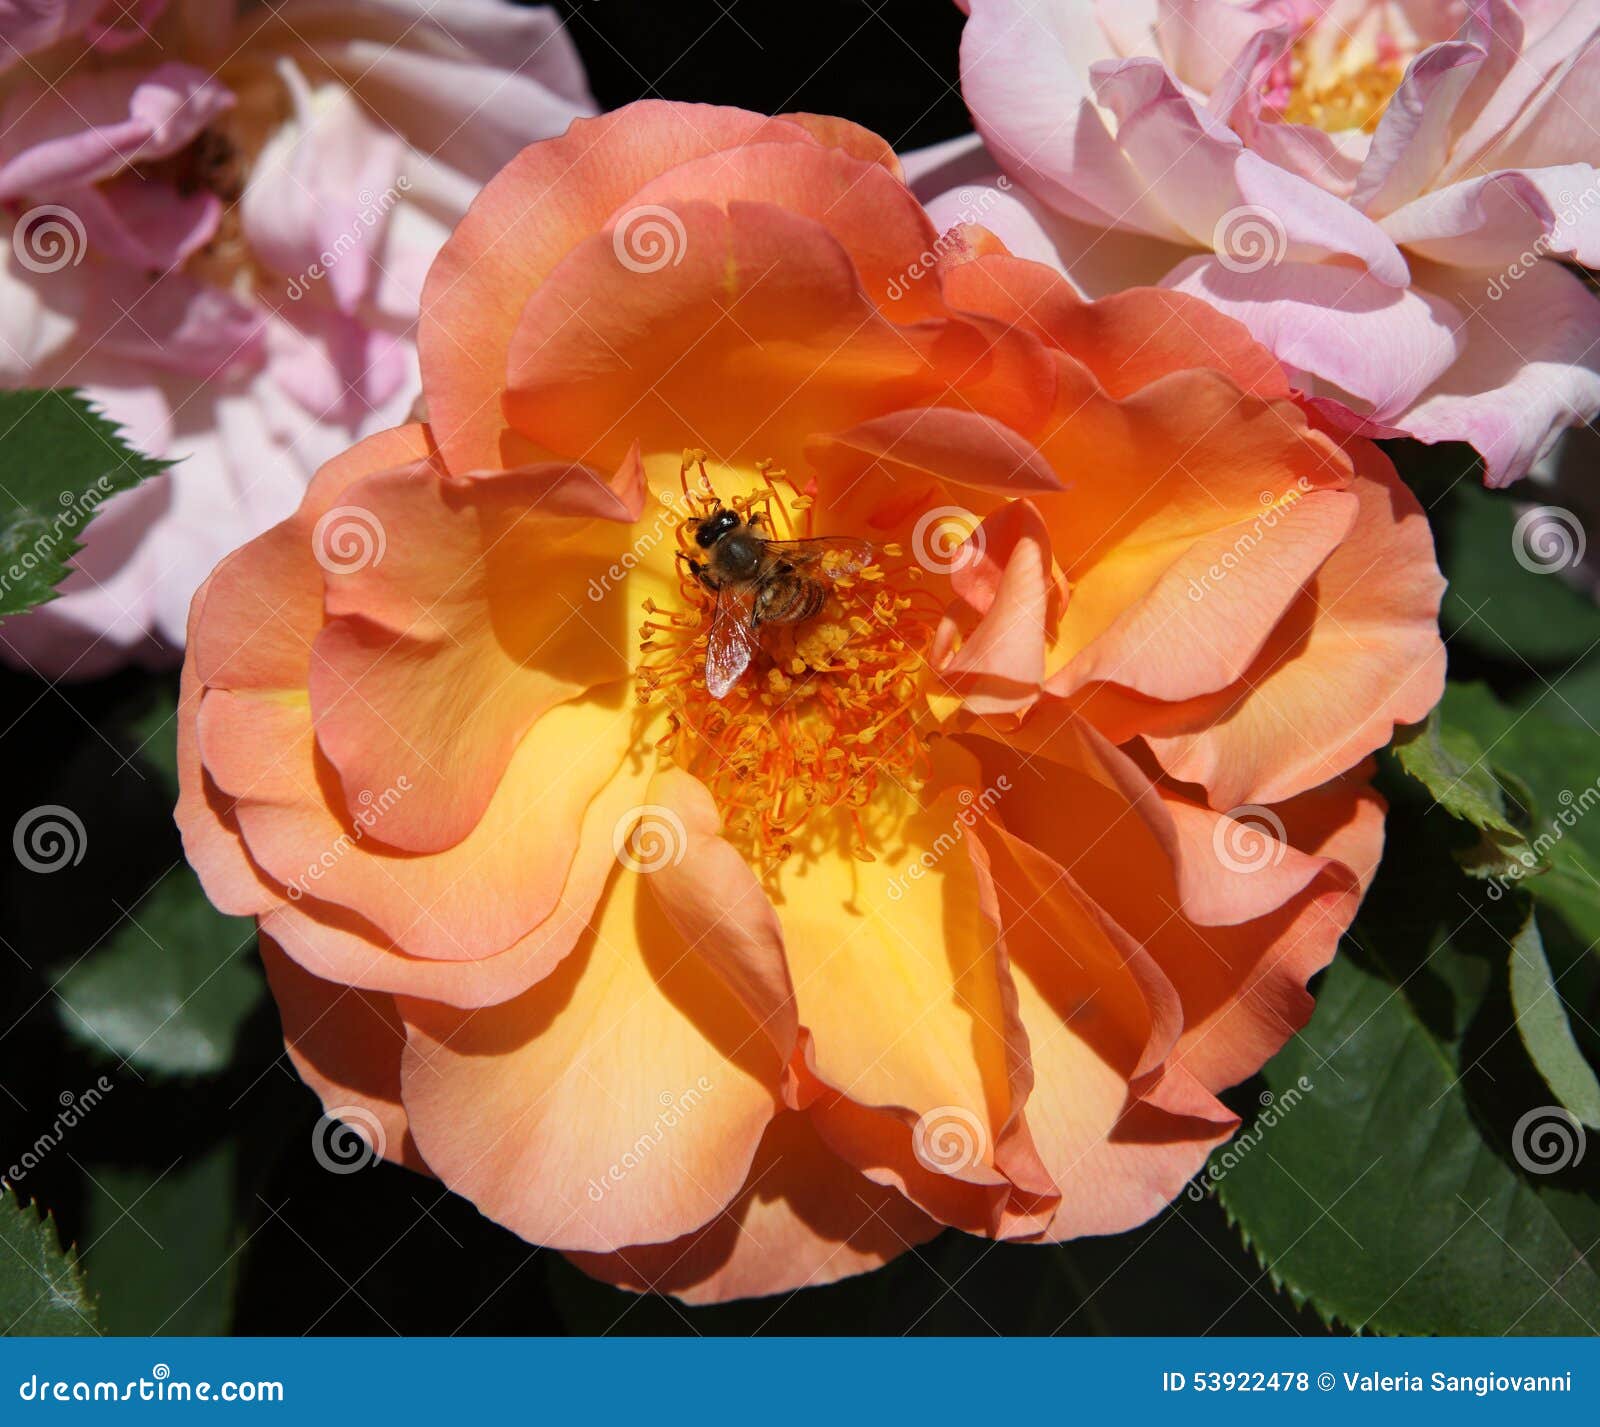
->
681;508;874;699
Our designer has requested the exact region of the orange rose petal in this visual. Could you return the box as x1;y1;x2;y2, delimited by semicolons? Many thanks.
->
1141;446;1448;806
1152;786;1335;927
778;112;905;181
1159;775;1384;1092
179;426;436;915
643;766;799;1060
808;406;1064;498
198;686;636;961
947;824;1061;1233
1044;363;1347;558
767;763;1032;1208
774;826;1011;1138
259;935;428;1174
308;451;654;854
190;424;435;693
503;201;989;470
1045;489;1359;703
615;139;932;315
258;739;657;1008
983;748;1242;1242
398;864;781;1253
1032;361;1350;663
566;1110;939;1304
1030;1057;1237;1241
938;499;1059;720
176;582;278;918
1280;759;1386;894
803;1080;1022;1238
419;102;816;472
973;727;1377;1095
979;817;1183;1081
989;718;1331;927
942;255;1291;400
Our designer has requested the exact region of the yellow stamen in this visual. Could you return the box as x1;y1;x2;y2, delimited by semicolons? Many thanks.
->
1280;43;1404;132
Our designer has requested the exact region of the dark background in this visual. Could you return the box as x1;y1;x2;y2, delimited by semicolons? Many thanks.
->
553;0;972;155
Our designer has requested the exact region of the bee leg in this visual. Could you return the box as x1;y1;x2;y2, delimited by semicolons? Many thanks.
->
677;551;719;594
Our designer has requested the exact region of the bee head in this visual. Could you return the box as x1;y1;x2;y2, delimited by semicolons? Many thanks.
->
694;508;741;548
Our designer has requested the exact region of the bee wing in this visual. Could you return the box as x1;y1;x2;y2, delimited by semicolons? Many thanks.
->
758;535;876;580
705;582;759;699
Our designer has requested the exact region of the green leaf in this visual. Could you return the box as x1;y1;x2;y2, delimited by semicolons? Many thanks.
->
0;389;170;617
1441;482;1600;665
1390;704;1531;876
1216;812;1600;1335
1218;957;1600;1333
1444;682;1600;948
54;866;262;1077
0;1187;98;1334
1510;911;1600;1129
83;1140;238;1334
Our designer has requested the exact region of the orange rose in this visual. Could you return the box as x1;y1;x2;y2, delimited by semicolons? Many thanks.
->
177;101;1446;1302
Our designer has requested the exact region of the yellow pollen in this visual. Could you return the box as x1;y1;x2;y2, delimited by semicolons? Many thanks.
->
794;618;851;671
1262;3;1416;139
1273;33;1406;134
636;453;940;868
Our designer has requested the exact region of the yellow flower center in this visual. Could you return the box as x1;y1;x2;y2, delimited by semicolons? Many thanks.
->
636;453;940;868
1279;43;1404;132
1266;8;1413;135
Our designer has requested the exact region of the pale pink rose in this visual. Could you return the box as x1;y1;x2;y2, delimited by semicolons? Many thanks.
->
0;0;593;676
927;0;1600;487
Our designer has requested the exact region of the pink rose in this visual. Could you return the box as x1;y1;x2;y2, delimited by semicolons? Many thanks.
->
926;0;1600;486
0;0;592;676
